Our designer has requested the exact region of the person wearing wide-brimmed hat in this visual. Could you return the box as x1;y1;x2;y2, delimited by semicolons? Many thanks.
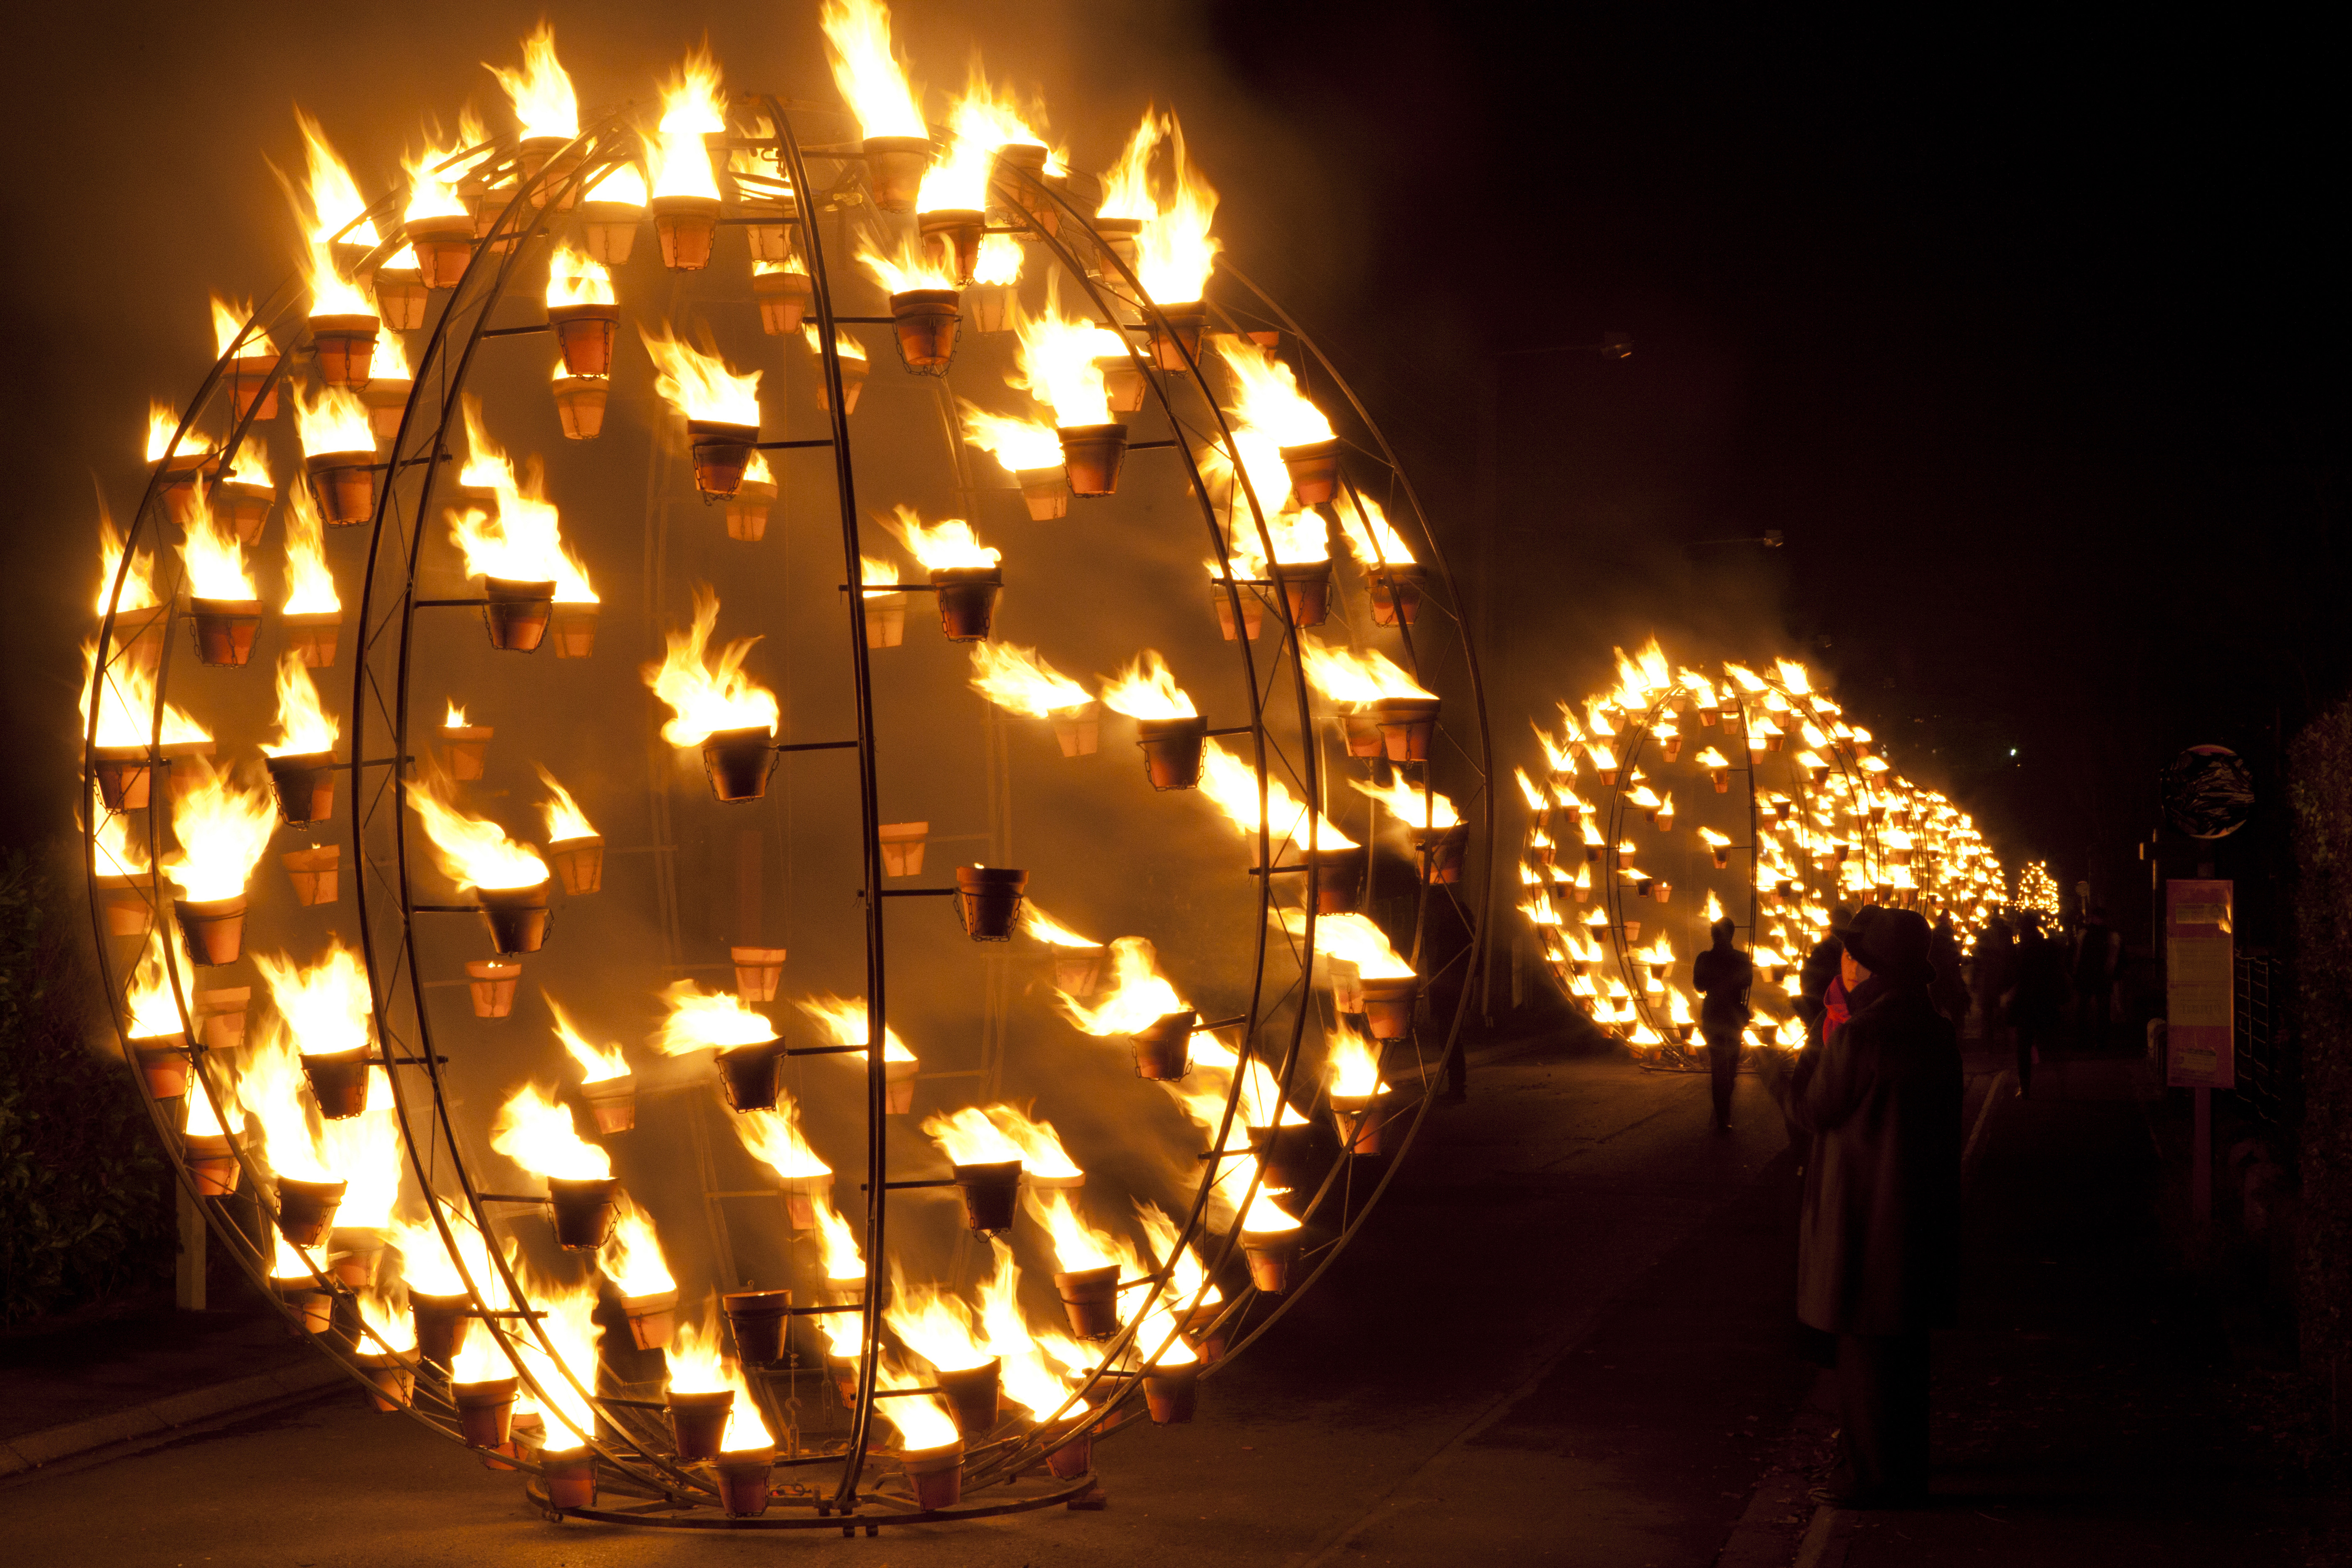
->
1761;904;1962;1508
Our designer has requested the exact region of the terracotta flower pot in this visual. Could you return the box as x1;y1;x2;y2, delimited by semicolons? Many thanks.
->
96;874;157;938
175;894;248;966
753;269;813;336
1052;704;1099;757
889;288;961;375
542;1449;596;1509
887;1057;917;1115
1241;1227;1302;1294
723;1289;791;1365
405;213;477;290
284;610;341;668
863;596;903;646
714;1450;774;1516
134;1039;189;1099
583;1074;636;1133
275;1279;332;1334
1102;363;1148;414
1052;947;1105;997
373;268;427;331
667;1387;734;1459
1058;423;1129;497
901;1437;964;1510
189;598;263;667
1372;696;1440;763
1128;1009;1197;1080
226;354;280;422
476;881;551;955
702;727;777;802
193;989;247;1045
482;577;556;652
308;313;379;390
918;207;983;283
862;135;931;212
301;1044;372;1120
1015;466;1069;520
547;1175;619;1250
1143;1362;1197;1425
1213;586;1264;642
1273;558;1333;628
1308;844;1366;915
1367;564;1424;627
552;376;607;440
283;843;341;907
716;1038;785;1112
548;835;602;895
274;1176;347;1247
453;1376;519;1448
441;724;490;780
105;602;169;673
731;945;787;1001
1330;1090;1393;1156
652;194;720;271
688;420;759;498
93;747;160;810
264;751;337;824
465;959;521;1018
930;566;1000;641
217;479;273;545
1357;974;1421;1041
367;384;413;442
1135;715;1207;790
411;1292;471;1368
1054;1265;1120;1340
1149;303;1208;372
953;1161;1022;1234
330;1227;385;1288
547;303;617;377
877;822;928;877
935;1358;1002;1438
1412;823;1469;884
818;356;867;414
580;201;641;265
183;1131;241;1196
305;451;378;526
1089;217;1141;277
954;866;1027;942
727;478;775;541
549;602;597;659
1278;438;1341;505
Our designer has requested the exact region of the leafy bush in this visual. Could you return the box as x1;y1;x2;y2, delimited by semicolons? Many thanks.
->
2289;699;2352;1379
0;847;175;1326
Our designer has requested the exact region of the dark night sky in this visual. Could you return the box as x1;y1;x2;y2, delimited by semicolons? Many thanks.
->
4;1;2340;939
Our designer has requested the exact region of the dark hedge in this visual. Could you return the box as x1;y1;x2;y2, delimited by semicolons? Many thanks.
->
2289;699;2352;1380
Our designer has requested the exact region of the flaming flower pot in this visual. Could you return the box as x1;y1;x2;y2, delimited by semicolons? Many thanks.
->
901;1437;965;1511
1278;439;1342;506
863;591;905;647
722;1289;791;1364
183;1131;240;1196
1273;559;1334;627
702;727;778;802
175;895;248;966
410;1292;471;1368
546;1174;619;1250
716;1038;786;1112
1143;1362;1198;1425
1373;696;1442;763
308;314;378;390
548;835;603;895
1711;768;1732;793
1089;217;1142;276
275;1177;347;1247
518;136;583;197
966;283;1013;333
1102;363;1148;414
1044;1418;1094;1479
931;566;1000;640
1054;1264;1122;1341
819;356;868;414
779;1173;831;1230
988;142;1048;216
454;1376;518;1448
752;268;813;336
1058;423;1129;497
1183;1302;1230;1366
1413;823;1470;884
1127;1008;1197;1080
107;602;169;673
284;609;340;668
1135;714;1208;790
302;1045;372;1120
1241;1226;1303;1294
465;959;521;1018
134;1040;189;1099
356;1348;416;1412
549;601;598;659
188;598;263;667
918;209;983;284
580;199;642;263
226;354;280;421
583;1074;636;1133
482;576;557;652
1330;1090;1392;1156
373;266;426;331
97;874;157;938
714;1451;775;1517
330;1227;385;1288
90;751;164;812
1368;565;1425;627
1213;586;1265;642
1149;303;1208;371
825;1353;861;1406
1357;974;1422;1042
862;136;932;212
618;1287;678;1351
305;451;378;526
666;1387;734;1459
727;476;776;541
886;1057;918;1115
541;1449;596;1509
1661;734;1684;763
442;720;491;776
877;822;928;877
650;194;720;271
955;866;1028;942
158;455;220;527
406;214;477;290
552;375;607;441
890;289;962;376
264;751;337;824
476;881;551;955
731;946;788;1001
953;1160;1022;1235
1248;1123;1316;1194
547;303;618;377
1052;703;1100;758
688;420;760;498
195;988;248;1052
1016;466;1070;521
218;478;273;545
275;1279;332;1334
1309;845;1367;915
936;1359;1003;1437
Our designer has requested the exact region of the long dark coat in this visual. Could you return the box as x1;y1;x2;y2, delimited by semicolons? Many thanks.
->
1782;973;1963;1335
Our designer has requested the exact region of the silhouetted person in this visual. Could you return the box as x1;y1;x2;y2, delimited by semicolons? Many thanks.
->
1762;906;1962;1508
1973;913;2016;1049
2072;905;2118;1051
1928;913;1969;1028
2008;913;2069;1095
1797;907;1854;1051
1692;917;1754;1133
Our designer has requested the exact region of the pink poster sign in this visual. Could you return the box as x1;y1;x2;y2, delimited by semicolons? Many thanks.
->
2165;879;2233;1089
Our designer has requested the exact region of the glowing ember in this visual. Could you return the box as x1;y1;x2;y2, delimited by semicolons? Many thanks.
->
642;587;780;746
545;996;628;1083
407;773;548;891
655;981;777;1054
969;642;1090;718
490;1082;611;1180
260;653;338;757
639;326;762;426
162;757;275;902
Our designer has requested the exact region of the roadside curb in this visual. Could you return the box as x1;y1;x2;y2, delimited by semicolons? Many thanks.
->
0;1357;342;1478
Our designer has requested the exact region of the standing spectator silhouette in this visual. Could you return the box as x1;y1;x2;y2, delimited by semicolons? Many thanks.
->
2071;905;2119;1051
2008;912;2070;1096
1928;913;1970;1028
1972;912;2016;1049
1762;906;1962;1508
1692;918;1755;1134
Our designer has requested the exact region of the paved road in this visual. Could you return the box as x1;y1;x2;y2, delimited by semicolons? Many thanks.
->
1;1045;1814;1566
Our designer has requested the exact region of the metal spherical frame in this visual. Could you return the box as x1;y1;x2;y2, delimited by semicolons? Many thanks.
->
81;94;1491;1531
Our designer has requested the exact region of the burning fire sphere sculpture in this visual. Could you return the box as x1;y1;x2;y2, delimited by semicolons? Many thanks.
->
1517;643;2000;1066
79;8;1490;1534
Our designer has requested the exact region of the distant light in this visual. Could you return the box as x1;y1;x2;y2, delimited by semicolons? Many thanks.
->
2009;748;2017;757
